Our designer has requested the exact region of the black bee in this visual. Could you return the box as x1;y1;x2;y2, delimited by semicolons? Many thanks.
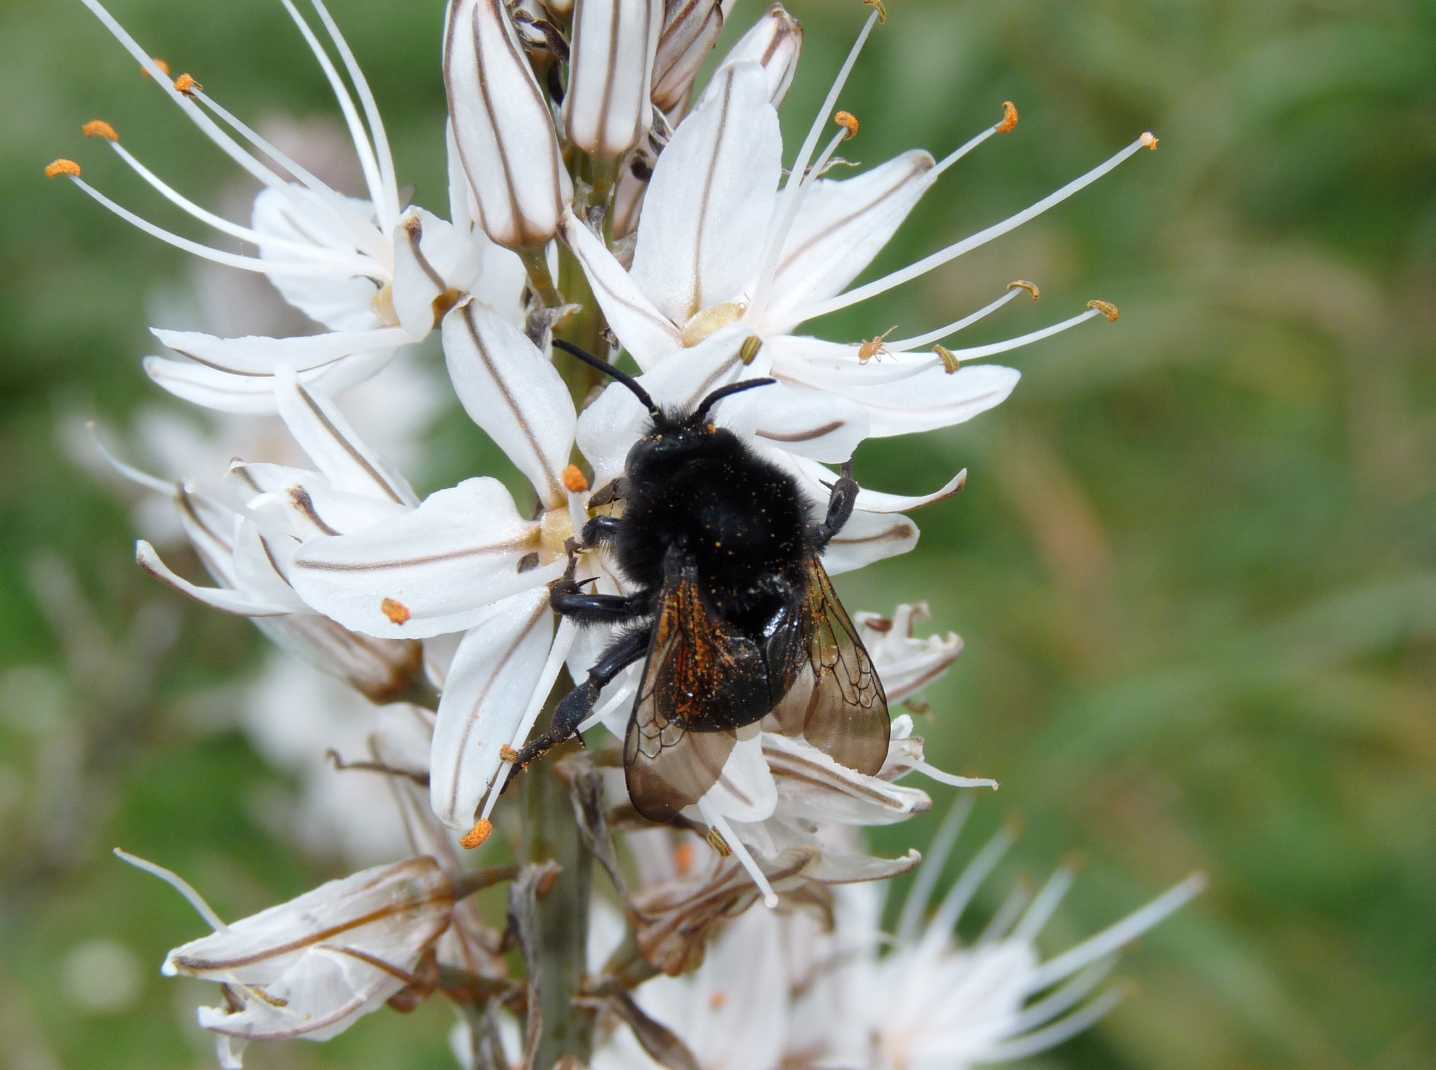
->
515;340;890;822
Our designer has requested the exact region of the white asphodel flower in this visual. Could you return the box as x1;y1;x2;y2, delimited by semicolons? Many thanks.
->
55;0;523;412
841;807;1208;1069
589;807;1203;1070
445;0;574;250
273;301;600;835
115;850;457;1069
566;5;1159;435
90;416;427;704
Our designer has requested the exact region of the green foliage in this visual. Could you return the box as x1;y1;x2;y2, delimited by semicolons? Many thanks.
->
1;0;1431;1067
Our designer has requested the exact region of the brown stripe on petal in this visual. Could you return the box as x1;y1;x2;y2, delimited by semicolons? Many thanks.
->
830;521;915;546
689;68;739;317
774;152;935;282
755;420;845;444
296;531;538;573
444;597;550;814
293;381;407;506
459;303;564;505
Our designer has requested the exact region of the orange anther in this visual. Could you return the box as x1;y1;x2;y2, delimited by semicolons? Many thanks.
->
459;818;494;850
1140;131;1160;151
673;841;696;877
864;0;888;24
996;100;1019;135
174;73;203;96
562;464;589;494
1086;299;1120;322
1007;279;1040;301
934;344;960;374
381;597;412;625
709;992;729;1011
142;58;172;79
82;119;120;142
45;159;82;179
499;745;520;763
834;111;860;141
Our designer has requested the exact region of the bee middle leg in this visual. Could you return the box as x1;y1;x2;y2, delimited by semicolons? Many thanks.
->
813;459;858;549
512;625;651;766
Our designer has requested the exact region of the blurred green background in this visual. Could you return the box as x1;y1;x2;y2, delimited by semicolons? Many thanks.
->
2;0;1433;1067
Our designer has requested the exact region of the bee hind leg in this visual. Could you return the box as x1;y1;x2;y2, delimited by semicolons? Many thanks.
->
512;625;651;766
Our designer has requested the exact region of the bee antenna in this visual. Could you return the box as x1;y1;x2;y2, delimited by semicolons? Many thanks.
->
693;378;778;423
551;340;660;417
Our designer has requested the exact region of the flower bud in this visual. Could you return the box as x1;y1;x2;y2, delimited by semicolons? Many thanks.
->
564;0;663;159
702;3;804;108
651;0;725;114
445;0;573;248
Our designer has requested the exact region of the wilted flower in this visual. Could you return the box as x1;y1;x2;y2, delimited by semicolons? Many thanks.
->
117;850;457;1068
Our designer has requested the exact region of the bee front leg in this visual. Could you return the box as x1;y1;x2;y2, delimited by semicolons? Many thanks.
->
580;515;625;549
813;459;858;549
512;625;651;766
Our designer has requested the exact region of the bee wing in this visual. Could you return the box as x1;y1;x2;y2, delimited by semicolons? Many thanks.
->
766;557;891;775
624;552;767;822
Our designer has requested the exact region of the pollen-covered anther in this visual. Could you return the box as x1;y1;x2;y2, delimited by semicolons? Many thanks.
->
934;344;961;374
996;100;1020;135
863;0;889;25
562;465;589;494
738;335;764;366
834;110;861;141
45;159;82;179
858;326;898;364
459;818;494;850
141;57;172;79
1007;279;1040;301
173;73;203;96
679;300;748;348
1141;131;1160;151
380;597;412;625
1087;299;1121;322
499;745;520;764
82;119;120;142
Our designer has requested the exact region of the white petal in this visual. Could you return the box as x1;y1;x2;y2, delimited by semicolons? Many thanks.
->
289;477;561;638
564;0;662;158
718;380;869;463
702;3;803;108
781;452;967;513
429;591;553;829
445;0;573;247
390;207;482;337
820;509;918;575
443;300;577;507
137;540;292;617
560;209;679;370
151;326;408;376
251;186;387;332
631;62;781;324
773;336;1021;437
762;732;930;825
143;350;396;415
692;731;777;824
231;519;309;611
194;949;390;1044
234;464;408;538
273;367;418;507
762;151;939;331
